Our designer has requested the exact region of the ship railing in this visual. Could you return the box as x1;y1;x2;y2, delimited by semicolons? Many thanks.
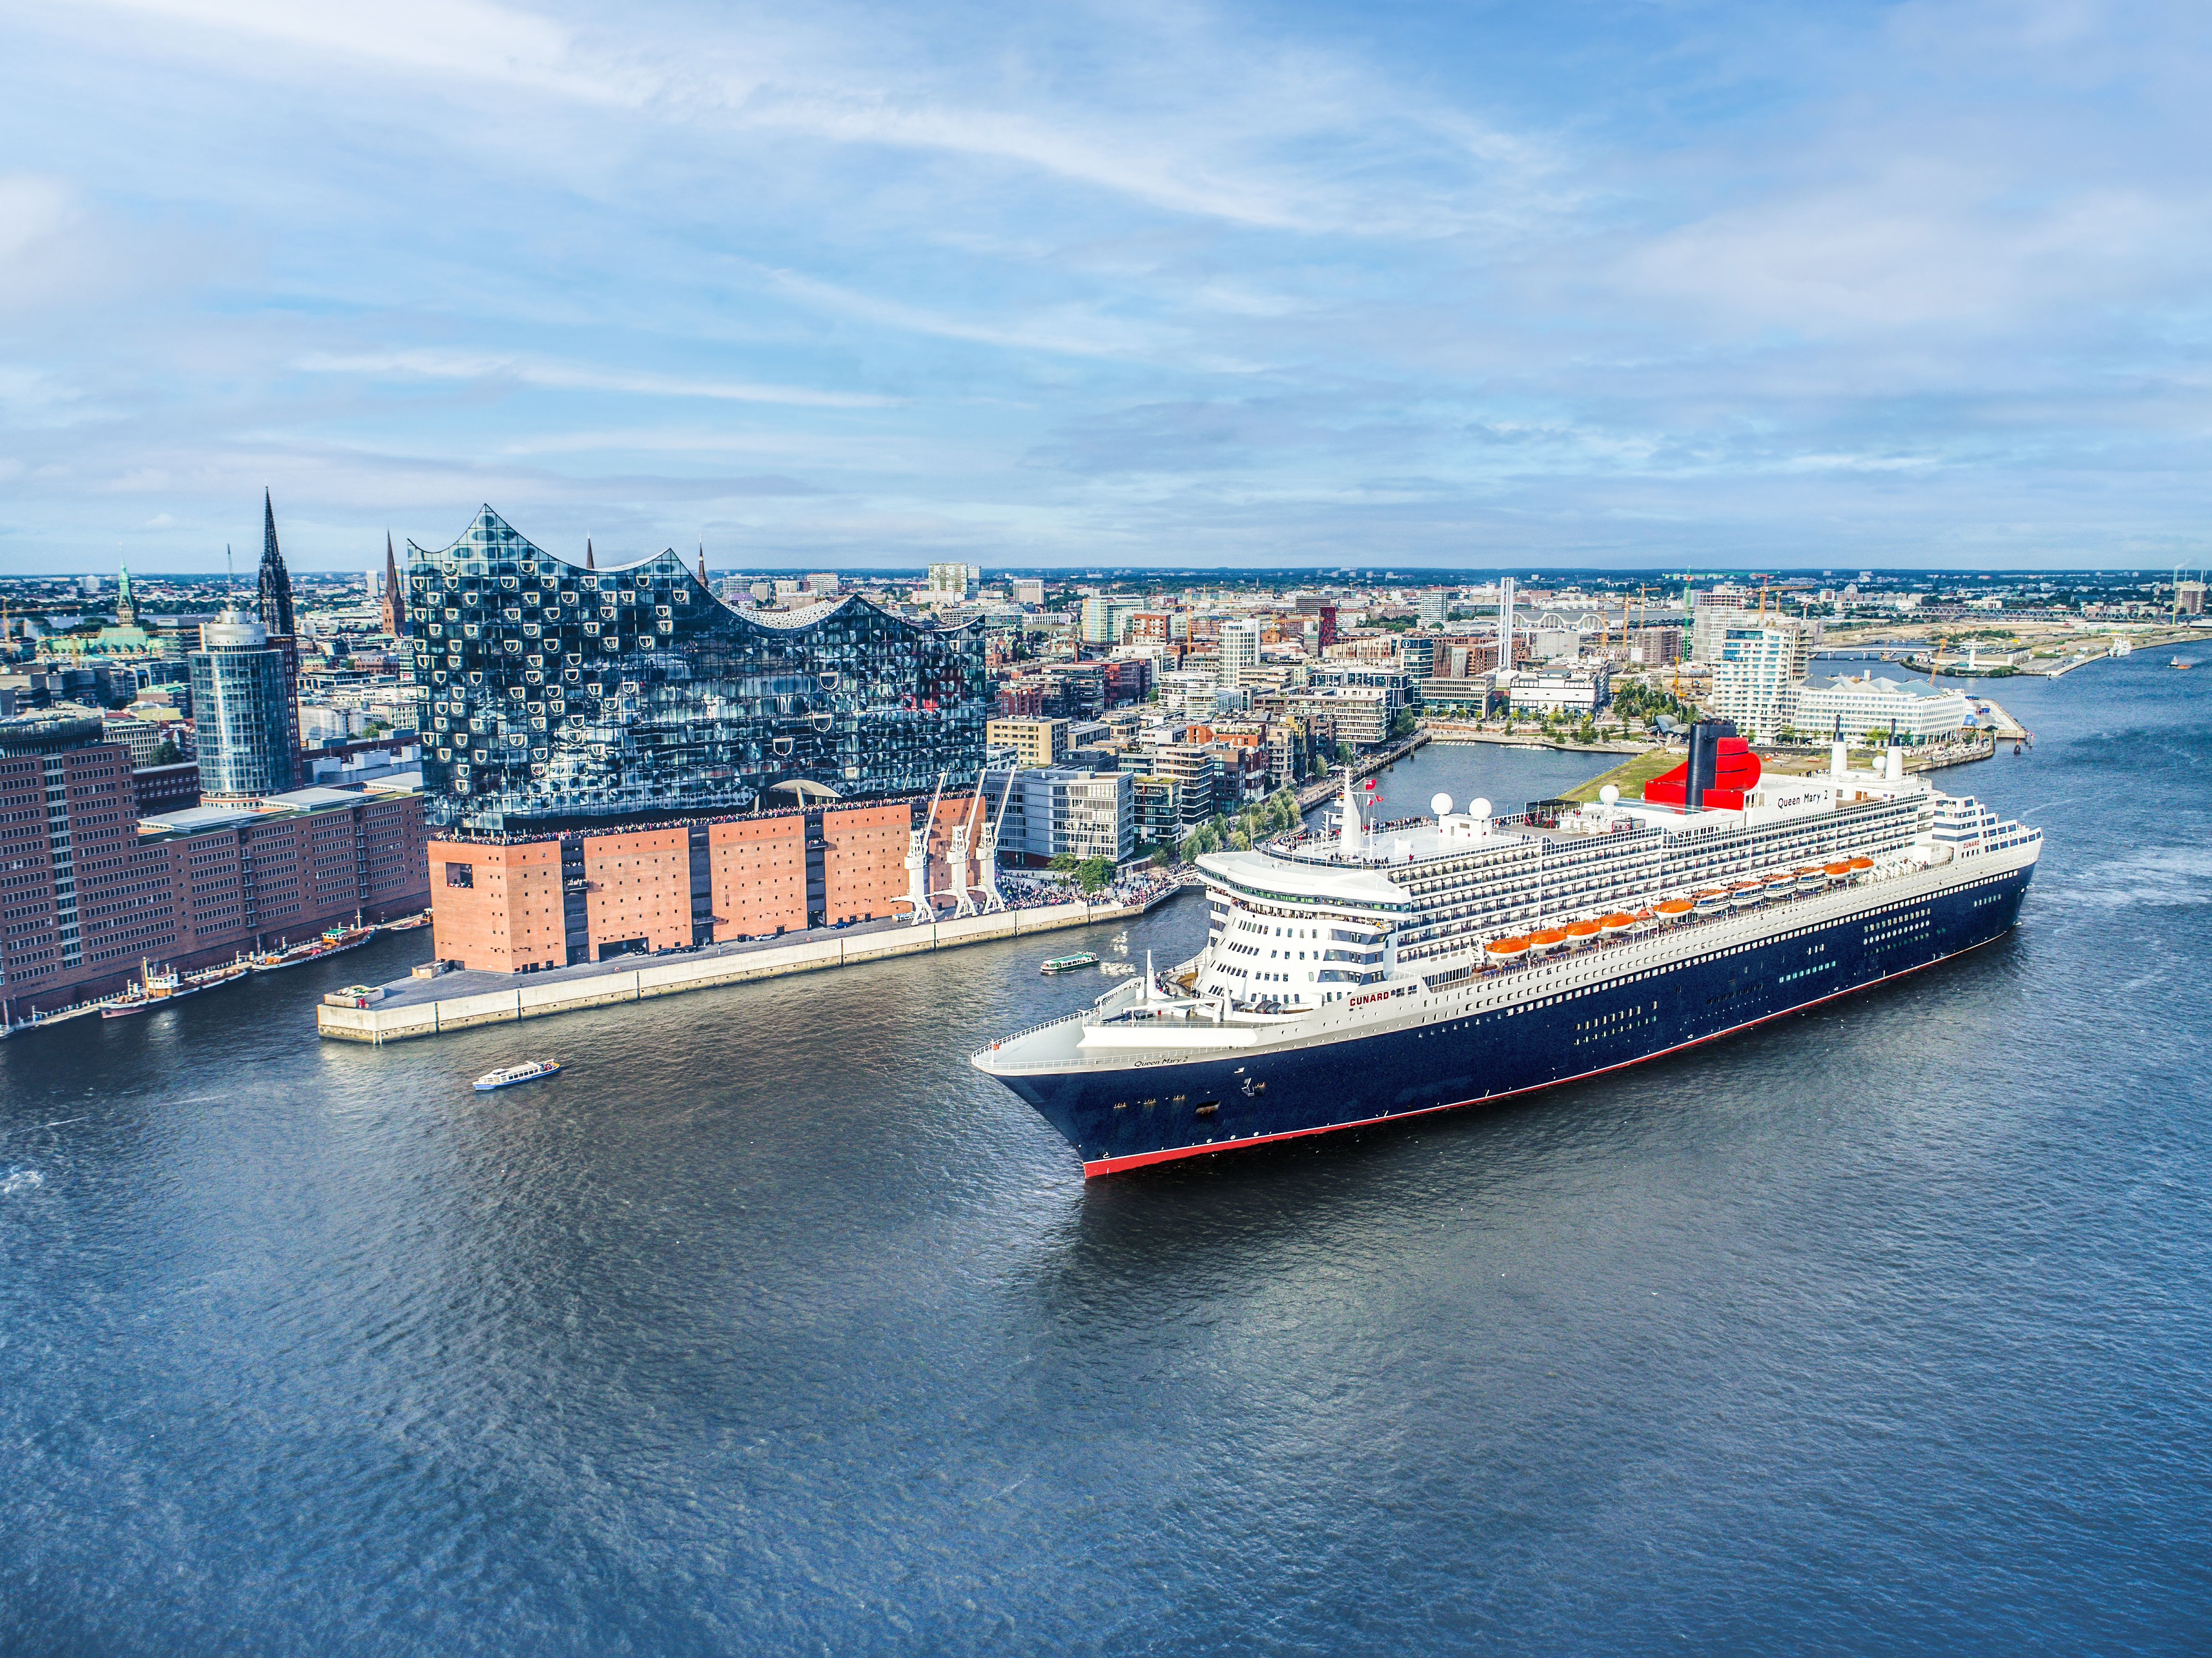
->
977;1006;1093;1053
1404;848;1941;983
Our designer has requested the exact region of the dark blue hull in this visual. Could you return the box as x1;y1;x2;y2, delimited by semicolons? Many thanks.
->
997;864;2033;1175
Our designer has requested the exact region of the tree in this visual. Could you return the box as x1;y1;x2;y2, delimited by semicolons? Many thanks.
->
1388;707;1417;742
1048;852;1080;873
149;737;183;767
1151;845;1173;870
1076;856;1115;893
1334;739;1355;765
1575;720;1596;744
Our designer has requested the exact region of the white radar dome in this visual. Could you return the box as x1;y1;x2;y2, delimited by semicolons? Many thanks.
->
1469;797;1491;819
1430;792;1454;817
1599;784;1621;806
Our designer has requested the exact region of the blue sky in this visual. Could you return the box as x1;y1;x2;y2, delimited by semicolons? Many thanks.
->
3;0;2209;572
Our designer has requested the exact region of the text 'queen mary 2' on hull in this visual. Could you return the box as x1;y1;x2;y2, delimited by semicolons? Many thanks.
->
975;722;2041;1177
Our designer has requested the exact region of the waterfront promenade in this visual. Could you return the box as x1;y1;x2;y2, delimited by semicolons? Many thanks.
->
317;888;1182;1044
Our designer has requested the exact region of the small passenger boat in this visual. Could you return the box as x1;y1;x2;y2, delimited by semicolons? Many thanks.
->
475;1059;562;1092
1039;952;1100;975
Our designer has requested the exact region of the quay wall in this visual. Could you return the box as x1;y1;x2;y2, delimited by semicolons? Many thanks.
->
317;896;1161;1044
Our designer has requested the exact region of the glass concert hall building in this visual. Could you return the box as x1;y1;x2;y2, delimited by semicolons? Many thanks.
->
409;508;988;834
411;510;994;971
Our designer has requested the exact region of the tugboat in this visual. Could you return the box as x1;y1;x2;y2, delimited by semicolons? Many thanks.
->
1039;952;1101;975
475;1059;562;1091
102;960;197;1018
2172;657;2192;670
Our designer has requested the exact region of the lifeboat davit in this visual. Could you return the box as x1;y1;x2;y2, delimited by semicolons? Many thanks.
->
1656;898;1695;919
1530;926;1570;951
1485;936;1531;959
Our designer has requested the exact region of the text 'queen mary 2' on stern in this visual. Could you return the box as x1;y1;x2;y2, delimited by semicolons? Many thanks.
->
973;721;2040;1177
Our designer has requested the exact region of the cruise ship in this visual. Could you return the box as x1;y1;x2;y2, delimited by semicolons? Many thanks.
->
974;722;2041;1176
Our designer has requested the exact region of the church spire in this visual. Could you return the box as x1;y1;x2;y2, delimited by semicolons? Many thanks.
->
256;487;295;635
383;532;405;637
585;537;596;571
697;543;708;585
116;559;136;628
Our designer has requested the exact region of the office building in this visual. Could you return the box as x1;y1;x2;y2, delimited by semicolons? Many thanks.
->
988;766;1134;864
1495;664;1613;716
1795;673;1972;744
1218;619;1262;688
1708;624;1813;742
0;711;427;1012
407;508;987;833
1011;578;1046;607
925;563;981;603
190;612;298;800
986;717;1070;768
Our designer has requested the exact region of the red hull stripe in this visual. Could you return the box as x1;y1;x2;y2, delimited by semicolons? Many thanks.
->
1080;932;2002;1178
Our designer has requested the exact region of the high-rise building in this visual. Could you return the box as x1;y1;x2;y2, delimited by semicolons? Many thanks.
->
2176;580;2206;616
1218;619;1262;688
1689;589;1751;663
1011;578;1046;607
408;507;988;833
1417;588;1447;628
926;563;981;603
1708;623;1813;742
189;612;297;800
1079;595;1142;646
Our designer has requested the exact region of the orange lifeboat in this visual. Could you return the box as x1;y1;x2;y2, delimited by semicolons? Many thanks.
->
1564;919;1603;943
1632;907;1659;922
1598;911;1638;931
1530;926;1569;950
1485;936;1531;958
1656;898;1695;918
1846;856;1874;871
1823;861;1854;876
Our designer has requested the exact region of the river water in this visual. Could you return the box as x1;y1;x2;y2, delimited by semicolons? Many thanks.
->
4;661;2208;1655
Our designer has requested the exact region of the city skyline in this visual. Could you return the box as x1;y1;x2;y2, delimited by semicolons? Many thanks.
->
6;1;2212;573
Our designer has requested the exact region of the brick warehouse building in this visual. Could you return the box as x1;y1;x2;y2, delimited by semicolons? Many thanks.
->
0;712;429;1015
428;797;961;972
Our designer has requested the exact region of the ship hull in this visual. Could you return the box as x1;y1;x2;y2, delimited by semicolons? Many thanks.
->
994;863;2033;1177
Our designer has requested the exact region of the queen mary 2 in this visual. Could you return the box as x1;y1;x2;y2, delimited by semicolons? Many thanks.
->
973;721;2041;1177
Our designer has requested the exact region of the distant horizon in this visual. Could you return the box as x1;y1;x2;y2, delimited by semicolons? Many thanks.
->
7;5;2212;575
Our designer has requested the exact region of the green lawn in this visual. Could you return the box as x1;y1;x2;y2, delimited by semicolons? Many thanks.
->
1562;747;1683;803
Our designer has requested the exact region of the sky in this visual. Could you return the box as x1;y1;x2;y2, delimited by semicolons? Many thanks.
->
3;0;2211;573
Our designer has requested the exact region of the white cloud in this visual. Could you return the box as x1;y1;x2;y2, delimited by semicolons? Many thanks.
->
293;349;896;408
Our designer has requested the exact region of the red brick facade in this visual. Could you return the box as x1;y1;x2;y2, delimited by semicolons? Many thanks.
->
583;829;693;958
821;802;910;924
428;839;564;973
0;725;430;1014
709;817;807;938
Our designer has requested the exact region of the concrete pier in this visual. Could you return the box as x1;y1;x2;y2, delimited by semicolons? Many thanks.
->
316;895;1167;1044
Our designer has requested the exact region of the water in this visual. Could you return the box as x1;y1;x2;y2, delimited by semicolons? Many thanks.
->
5;665;2209;1655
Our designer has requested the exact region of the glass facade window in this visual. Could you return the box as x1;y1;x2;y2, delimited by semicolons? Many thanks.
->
190;614;295;799
410;508;989;832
